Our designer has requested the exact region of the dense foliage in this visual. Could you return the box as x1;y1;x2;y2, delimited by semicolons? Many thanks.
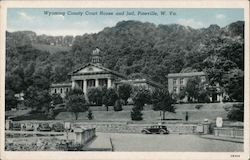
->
227;104;244;122
65;90;88;120
102;88;119;111
151;89;175;120
114;99;123;111
117;84;132;105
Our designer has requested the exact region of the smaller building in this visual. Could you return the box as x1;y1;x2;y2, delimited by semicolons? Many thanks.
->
168;72;206;95
168;72;223;102
115;79;164;92
50;82;71;98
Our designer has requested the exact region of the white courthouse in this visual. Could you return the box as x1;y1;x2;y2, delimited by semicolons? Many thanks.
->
50;48;162;98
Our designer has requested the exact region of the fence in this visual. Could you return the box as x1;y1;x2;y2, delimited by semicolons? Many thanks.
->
214;127;243;138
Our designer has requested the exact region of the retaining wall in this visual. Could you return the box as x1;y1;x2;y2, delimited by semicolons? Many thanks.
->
214;127;243;138
73;122;197;134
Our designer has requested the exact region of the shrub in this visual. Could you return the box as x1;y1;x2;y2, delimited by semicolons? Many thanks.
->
87;109;93;120
114;99;123;111
117;84;132;105
87;87;103;105
131;106;143;121
227;104;244;122
195;105;203;110
51;93;63;105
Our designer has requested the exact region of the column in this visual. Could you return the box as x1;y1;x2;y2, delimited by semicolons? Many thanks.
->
72;80;76;89
107;78;112;88
83;79;87;94
95;79;99;87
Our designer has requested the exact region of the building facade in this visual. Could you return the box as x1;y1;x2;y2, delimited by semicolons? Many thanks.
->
168;72;223;102
50;83;71;98
115;79;164;92
50;48;162;98
168;72;206;95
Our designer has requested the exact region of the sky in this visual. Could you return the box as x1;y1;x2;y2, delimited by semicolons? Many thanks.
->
7;8;244;36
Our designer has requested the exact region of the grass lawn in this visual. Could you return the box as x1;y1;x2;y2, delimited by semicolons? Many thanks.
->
9;102;236;122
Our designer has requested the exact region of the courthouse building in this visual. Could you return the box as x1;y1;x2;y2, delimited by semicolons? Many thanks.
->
50;48;162;98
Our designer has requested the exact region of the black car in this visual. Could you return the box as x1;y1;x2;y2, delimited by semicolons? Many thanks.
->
141;125;169;134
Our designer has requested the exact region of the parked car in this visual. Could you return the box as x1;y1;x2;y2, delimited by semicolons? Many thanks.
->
37;123;52;132
141;125;169;134
52;123;65;132
11;123;21;131
23;124;34;131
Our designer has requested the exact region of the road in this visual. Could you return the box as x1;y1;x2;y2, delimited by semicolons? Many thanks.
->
5;131;243;152
96;132;243;152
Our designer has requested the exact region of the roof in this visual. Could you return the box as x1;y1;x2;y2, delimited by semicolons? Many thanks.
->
68;63;127;79
167;72;206;78
51;82;71;88
116;79;164;88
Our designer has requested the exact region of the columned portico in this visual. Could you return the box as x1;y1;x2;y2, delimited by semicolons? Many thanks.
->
69;48;126;95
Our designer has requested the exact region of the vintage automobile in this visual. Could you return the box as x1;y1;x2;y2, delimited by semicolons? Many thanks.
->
37;123;52;132
22;123;34;131
52;123;65;132
11;123;21;131
141;125;169;134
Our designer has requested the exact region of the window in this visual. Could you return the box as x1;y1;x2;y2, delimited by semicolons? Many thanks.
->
66;88;69;92
54;89;57;93
173;87;177;93
173;79;177;85
99;79;107;87
60;88;63;93
180;78;184;85
87;79;95;88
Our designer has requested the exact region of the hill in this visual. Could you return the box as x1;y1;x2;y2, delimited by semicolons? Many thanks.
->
32;43;70;54
5;20;244;99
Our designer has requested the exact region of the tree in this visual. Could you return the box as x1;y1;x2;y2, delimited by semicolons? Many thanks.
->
5;89;18;111
87;87;103;105
131;106;143;121
227;103;244;122
87;109;94;120
131;86;151;110
51;93;63;105
117;84;132;105
24;86;51;112
102;88;118;111
185;77;200;102
114;99;123;111
65;88;84;98
222;69;244;102
66;94;88;120
184;77;210;102
151;89;175;120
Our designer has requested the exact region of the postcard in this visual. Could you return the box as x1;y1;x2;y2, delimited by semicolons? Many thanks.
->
0;0;249;160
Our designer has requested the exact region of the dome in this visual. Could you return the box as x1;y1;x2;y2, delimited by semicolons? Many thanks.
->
92;48;101;56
